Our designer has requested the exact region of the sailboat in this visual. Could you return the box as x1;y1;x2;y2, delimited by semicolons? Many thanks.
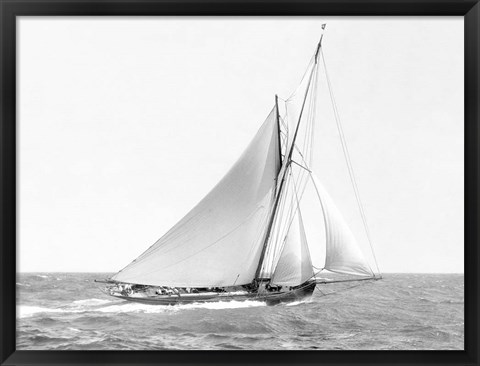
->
96;26;381;306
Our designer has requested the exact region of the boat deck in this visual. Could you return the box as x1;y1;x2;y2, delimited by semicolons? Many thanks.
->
109;281;316;306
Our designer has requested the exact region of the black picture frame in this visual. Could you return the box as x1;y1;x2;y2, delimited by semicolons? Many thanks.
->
1;1;478;365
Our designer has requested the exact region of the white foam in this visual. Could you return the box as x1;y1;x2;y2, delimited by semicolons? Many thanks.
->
94;300;266;314
182;300;266;310
36;275;49;279
18;299;267;318
17;306;64;318
285;300;308;307
95;302;177;314
72;298;112;306
18;304;90;318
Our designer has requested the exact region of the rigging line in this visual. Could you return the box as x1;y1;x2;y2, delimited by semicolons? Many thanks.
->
288;147;314;218
252;188;281;279
292;131;314;181
320;49;381;275
258;34;325;280
259;174;290;277
286;54;316;102
287;93;316;200
301;66;318;162
287;25;326;103
302;96;317;163
309;65;319;165
290;89;320;192
271;170;301;274
264;172;297;276
294;146;307;162
308;269;325;282
291;169;314;272
281;103;290;151
290;154;313;208
300;59;317;167
255;51;320;280
291;159;312;172
279;115;288;128
270;169;304;279
293;67;318;196
272;159;314;280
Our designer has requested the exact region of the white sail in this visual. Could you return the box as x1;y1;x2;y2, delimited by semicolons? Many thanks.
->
112;109;281;287
310;173;373;277
270;209;314;286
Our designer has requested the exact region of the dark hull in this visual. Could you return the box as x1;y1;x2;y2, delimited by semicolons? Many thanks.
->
110;281;316;306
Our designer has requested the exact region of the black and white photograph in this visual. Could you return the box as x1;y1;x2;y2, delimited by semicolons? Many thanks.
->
15;16;464;350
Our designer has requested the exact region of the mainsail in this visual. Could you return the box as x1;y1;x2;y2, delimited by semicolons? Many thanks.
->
112;108;281;287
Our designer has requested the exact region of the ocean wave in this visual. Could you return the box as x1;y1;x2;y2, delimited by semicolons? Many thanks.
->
16;273;465;350
16;282;31;287
29;334;80;343
36;275;49;279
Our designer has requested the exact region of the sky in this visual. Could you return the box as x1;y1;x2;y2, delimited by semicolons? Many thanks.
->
17;17;464;273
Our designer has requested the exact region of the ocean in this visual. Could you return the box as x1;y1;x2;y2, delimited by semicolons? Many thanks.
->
16;273;463;350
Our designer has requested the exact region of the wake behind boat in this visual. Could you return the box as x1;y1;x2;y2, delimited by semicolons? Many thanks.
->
96;25;382;305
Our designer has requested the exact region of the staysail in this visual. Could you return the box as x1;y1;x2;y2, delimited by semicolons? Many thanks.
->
112;108;281;287
310;173;373;277
270;210;314;286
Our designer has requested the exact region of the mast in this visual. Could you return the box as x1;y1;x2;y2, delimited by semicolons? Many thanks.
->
275;94;282;164
254;33;324;281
